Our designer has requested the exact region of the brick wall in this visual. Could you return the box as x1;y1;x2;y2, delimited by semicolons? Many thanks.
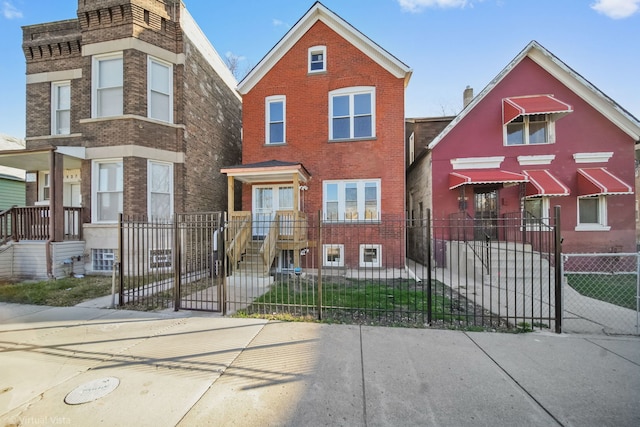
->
241;20;407;267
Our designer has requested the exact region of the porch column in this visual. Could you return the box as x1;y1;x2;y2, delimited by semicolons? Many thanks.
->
293;173;300;213
50;151;64;242
227;176;235;214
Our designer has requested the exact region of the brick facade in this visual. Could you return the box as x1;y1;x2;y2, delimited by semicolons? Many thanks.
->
21;0;241;273
237;6;410;269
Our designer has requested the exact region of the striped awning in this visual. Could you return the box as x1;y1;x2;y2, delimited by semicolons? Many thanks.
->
577;168;633;197
449;170;527;190
503;95;573;125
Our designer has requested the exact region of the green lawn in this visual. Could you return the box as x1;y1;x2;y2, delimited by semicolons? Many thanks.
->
0;276;113;306
565;273;637;310
245;278;464;325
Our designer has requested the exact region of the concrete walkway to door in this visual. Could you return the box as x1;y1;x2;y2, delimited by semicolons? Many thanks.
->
1;302;639;426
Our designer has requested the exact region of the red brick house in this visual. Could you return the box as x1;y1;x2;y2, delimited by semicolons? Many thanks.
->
0;0;241;279
222;2;411;273
407;41;640;255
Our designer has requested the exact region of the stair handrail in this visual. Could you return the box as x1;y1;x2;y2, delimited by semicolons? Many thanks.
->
0;207;14;246
260;213;279;276
226;212;251;268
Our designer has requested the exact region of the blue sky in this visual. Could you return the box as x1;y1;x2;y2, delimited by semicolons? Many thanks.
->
0;0;638;139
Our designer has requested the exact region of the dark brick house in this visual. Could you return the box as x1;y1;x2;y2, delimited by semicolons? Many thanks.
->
0;0;241;278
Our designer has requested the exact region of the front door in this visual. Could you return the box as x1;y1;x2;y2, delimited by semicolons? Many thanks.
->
252;185;294;238
474;188;498;240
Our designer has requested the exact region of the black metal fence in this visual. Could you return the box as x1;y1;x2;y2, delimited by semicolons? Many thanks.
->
118;210;561;332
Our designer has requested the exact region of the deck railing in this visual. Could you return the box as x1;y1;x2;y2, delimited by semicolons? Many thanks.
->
0;206;83;245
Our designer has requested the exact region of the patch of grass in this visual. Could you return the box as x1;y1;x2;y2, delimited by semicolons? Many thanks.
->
566;273;637;310
245;279;464;325
0;276;113;306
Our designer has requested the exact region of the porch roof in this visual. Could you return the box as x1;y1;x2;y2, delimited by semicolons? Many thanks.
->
449;170;527;190
221;160;311;184
577;167;633;197
502;95;573;125
0;146;85;170
523;169;570;198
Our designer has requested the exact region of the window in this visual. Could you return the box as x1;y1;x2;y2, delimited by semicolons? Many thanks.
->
40;172;50;201
51;81;70;135
148;161;173;220
148;57;173;122
360;244;381;268
506;114;553;145
308;45;326;73
523;197;550;227
93;160;123;222
92;249;115;271
323;244;344;267
329;87;375;140
92;53;123;118
576;196;609;231
265;95;285;144
323;179;380;221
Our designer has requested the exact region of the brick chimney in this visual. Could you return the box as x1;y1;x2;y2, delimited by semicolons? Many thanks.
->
463;86;474;108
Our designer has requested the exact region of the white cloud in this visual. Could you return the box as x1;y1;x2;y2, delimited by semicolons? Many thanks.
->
272;18;285;27
2;1;23;19
591;0;640;19
397;0;475;12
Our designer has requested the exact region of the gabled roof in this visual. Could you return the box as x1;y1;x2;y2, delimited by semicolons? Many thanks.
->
428;40;640;150
237;1;412;95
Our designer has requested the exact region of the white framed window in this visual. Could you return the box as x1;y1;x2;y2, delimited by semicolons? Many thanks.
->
308;45;326;73
409;132;415;164
148;161;173;220
323;244;344;267
92;53;123;118
323;179;380;222
92;159;123;223
360;244;381;268
51;81;70;135
39;171;50;201
329;86;375;140
523;197;550;228
265;95;285;144
505;114;555;146
576;196;610;231
148;56;173;122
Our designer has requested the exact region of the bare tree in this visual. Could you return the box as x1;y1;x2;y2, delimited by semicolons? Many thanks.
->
225;52;251;82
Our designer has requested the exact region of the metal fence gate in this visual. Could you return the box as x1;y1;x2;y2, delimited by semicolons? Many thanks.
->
562;252;639;335
118;212;223;312
118;209;563;332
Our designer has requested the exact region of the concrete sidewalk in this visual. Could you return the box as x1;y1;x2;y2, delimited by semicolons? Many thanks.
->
1;302;639;426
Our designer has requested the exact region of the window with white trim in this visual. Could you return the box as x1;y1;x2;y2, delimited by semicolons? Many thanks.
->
51;81;70;135
506;114;554;146
40;171;50;201
360;244;381;268
576;196;609;231
148;57;173;122
92;53;123;118
323;244;344;267
523;197;550;227
92;160;123;222
265;95;285;144
329;87;375;140
148;161;173;220
308;45;326;73
323;179;380;221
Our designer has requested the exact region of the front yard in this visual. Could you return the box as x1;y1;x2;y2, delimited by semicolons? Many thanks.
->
0;276;112;306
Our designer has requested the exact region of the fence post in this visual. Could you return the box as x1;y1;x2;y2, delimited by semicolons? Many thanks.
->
426;208;432;325
554;205;562;334
173;215;181;311
118;213;124;307
317;210;323;321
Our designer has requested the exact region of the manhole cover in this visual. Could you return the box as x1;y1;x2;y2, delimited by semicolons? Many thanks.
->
64;377;120;405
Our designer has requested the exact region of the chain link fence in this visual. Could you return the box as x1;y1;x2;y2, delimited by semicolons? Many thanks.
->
562;253;639;335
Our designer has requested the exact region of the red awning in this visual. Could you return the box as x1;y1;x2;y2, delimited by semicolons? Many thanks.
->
449;170;528;190
523;170;570;198
503;95;573;125
577;168;633;197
